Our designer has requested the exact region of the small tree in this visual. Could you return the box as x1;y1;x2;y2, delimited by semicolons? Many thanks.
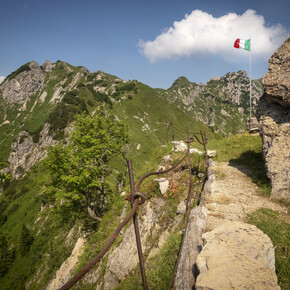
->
0;233;15;277
19;224;34;257
0;161;11;187
46;105;128;222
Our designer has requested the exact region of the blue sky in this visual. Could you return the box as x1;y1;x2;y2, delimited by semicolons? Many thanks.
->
0;0;289;88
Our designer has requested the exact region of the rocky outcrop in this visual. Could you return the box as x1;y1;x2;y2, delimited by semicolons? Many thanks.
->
8;123;58;178
92;198;170;289
46;237;85;290
195;222;280;290
42;60;55;72
257;37;290;199
262;38;290;108
1;61;44;106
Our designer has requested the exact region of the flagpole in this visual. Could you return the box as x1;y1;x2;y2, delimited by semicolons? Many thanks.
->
249;38;252;131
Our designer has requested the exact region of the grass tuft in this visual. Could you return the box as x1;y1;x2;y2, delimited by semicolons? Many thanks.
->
247;208;290;290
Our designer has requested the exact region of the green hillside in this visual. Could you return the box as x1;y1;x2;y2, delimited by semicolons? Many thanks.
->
0;60;264;289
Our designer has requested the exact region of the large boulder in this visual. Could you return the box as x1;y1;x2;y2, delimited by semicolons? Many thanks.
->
196;222;280;290
257;37;290;199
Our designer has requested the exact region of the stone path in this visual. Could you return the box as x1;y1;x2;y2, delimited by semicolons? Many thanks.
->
206;162;288;231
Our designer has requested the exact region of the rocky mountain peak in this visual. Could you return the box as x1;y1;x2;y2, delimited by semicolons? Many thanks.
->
42;60;55;72
170;76;191;88
0;61;44;105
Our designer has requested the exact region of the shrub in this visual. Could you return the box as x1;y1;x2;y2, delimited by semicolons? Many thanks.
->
0;214;7;226
7;203;20;216
19;224;34;256
0;233;15;277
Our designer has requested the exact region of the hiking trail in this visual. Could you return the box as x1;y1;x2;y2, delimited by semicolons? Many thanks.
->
206;162;288;230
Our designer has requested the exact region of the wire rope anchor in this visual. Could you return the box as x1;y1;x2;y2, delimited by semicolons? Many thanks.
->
133;192;146;205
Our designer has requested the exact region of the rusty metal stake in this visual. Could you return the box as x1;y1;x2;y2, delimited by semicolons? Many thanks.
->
127;160;148;290
200;131;208;165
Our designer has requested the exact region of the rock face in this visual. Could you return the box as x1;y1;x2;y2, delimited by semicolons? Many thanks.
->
8;123;58;178
1;61;44;106
42;60;55;72
92;198;173;289
196;222;280;290
166;70;263;135
46;237;85;290
257;37;290;199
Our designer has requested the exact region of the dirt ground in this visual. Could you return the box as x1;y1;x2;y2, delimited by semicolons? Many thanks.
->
205;162;289;230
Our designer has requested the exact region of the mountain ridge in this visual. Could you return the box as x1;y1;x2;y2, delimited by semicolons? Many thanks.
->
0;60;263;178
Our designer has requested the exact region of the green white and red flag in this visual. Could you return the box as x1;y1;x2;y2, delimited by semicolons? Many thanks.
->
234;38;251;51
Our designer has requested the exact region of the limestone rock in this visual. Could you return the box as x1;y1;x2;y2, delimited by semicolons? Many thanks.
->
162;154;171;162
100;198;169;289
157;165;166;172
207;150;216;157
154;177;169;195
196;222;280;290
8;131;35;178
190;148;203;155
176;201;186;215
1;61;44;105
46;237;85;290
42;60;55;72
257;37;290;199
8;123;58;178
262;37;290;108
172;140;187;152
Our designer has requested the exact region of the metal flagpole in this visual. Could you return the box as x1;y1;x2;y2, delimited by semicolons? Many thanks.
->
249;38;252;131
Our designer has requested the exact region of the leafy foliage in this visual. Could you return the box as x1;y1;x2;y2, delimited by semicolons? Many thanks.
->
0;162;11;186
46;105;128;223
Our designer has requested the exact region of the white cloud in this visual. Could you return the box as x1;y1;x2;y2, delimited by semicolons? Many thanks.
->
0;76;5;84
139;9;288;63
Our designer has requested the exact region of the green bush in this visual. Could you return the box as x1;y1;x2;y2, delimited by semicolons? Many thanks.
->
0;214;7;226
7;203;20;216
19;224;34;257
0;233;15;277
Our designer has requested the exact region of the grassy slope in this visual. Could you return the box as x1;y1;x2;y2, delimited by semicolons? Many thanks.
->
2;62;285;289
113;82;218;174
0;162;78;289
0;72;217;289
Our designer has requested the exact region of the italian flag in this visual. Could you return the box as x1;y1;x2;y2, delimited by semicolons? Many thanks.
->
234;39;251;51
